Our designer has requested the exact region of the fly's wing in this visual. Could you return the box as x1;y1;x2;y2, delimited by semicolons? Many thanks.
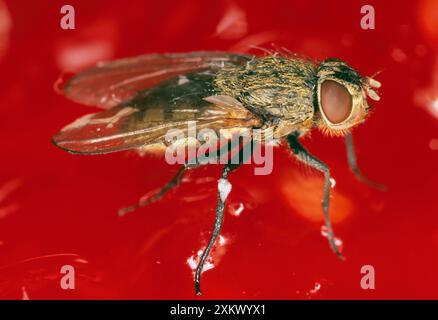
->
63;51;252;109
53;73;261;155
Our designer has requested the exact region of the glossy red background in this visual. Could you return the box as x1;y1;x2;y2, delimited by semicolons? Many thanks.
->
0;0;437;299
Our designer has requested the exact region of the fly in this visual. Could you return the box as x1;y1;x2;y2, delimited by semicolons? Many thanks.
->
52;51;385;295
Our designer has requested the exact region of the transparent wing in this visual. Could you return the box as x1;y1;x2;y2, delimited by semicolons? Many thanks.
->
53;73;261;155
63;51;252;108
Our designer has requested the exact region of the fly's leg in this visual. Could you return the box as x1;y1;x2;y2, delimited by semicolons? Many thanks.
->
118;165;188;217
194;165;231;296
287;134;344;259
345;132;387;191
194;142;251;295
118;138;239;217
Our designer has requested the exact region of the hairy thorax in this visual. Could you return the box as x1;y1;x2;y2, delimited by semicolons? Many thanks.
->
213;56;318;136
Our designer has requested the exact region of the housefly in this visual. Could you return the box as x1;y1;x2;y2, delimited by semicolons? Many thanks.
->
52;51;384;295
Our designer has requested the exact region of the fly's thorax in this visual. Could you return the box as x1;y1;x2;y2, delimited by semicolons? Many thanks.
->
213;56;317;130
273;118;313;138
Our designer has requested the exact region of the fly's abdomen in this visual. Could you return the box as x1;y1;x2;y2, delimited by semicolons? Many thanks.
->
126;72;217;125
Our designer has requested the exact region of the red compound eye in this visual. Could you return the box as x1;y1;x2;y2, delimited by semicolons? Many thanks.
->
320;80;352;124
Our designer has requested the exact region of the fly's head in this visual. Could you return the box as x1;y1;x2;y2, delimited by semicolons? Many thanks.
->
315;58;381;136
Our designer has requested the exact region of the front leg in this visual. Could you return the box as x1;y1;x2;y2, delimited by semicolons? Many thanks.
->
287;134;344;259
345;132;387;191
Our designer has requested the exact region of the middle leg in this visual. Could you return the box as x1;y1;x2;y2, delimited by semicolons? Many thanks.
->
194;141;252;295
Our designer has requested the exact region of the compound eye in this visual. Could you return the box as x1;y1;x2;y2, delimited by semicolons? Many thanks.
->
320;80;352;124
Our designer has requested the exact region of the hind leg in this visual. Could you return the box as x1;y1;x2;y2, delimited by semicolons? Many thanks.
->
118;165;188;217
